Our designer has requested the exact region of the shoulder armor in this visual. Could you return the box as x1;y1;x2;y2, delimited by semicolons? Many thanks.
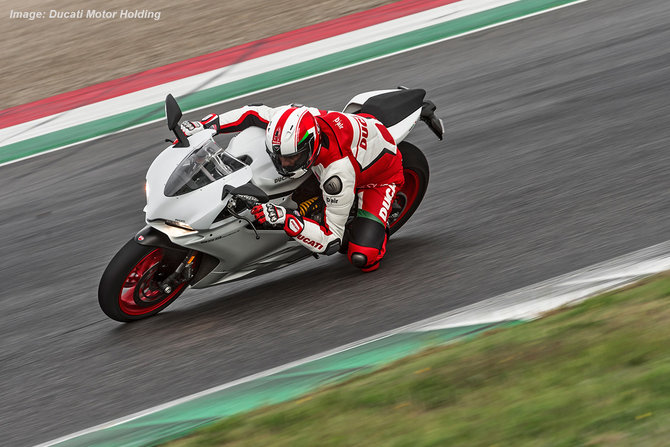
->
323;175;343;195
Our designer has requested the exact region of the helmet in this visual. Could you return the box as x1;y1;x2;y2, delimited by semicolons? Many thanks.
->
265;106;320;177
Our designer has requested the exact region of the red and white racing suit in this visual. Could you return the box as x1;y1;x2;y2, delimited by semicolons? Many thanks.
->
209;105;404;271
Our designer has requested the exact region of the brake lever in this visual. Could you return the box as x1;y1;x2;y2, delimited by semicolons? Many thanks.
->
227;197;261;240
235;194;261;209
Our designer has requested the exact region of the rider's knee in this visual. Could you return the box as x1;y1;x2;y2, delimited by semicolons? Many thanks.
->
347;217;388;271
347;243;382;271
349;252;368;268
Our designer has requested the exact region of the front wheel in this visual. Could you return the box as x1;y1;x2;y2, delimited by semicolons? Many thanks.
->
98;239;193;322
388;141;430;235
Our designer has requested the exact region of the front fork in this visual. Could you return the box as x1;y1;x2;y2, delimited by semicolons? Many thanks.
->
159;250;197;294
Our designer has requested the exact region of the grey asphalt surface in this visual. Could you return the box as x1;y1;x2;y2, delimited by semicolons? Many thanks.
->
2;0;670;445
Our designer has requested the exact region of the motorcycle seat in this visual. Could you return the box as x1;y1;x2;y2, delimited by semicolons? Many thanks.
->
357;88;426;128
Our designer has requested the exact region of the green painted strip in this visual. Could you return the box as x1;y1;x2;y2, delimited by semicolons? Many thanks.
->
52;421;217;447
2;0;583;166
52;322;521;446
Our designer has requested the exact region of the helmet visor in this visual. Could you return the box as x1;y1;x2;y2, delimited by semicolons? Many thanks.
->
266;132;314;175
280;150;311;172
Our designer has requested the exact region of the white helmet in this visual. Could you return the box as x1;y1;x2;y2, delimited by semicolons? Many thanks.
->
265;106;320;177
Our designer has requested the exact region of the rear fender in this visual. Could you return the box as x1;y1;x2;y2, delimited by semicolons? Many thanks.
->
420;100;445;140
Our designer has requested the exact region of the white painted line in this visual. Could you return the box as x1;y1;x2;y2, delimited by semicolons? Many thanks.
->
2;0;591;171
37;236;670;447
0;0;520;148
419;245;670;330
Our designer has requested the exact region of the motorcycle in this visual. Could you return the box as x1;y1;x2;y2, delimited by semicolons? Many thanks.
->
98;87;444;322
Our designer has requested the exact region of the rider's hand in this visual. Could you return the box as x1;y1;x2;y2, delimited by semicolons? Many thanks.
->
180;120;204;136
180;113;221;136
252;203;287;227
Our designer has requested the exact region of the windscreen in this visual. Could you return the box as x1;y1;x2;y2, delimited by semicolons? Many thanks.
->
164;140;246;197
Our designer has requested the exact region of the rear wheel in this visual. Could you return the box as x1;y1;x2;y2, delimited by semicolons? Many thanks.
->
388;141;429;235
98;239;193;322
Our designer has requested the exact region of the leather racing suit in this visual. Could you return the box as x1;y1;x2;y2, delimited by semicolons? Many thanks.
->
204;105;404;271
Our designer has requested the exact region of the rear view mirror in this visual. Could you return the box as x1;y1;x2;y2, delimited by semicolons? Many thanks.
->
165;94;189;147
165;94;182;130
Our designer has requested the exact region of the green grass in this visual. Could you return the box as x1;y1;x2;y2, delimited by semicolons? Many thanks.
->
167;274;670;447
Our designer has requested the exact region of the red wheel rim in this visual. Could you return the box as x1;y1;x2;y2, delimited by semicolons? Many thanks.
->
389;169;420;228
118;248;186;316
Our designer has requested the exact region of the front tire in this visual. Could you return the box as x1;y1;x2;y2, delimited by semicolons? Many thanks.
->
98;239;190;322
388;141;430;235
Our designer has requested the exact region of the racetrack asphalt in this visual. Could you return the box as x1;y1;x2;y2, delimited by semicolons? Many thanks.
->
2;0;670;444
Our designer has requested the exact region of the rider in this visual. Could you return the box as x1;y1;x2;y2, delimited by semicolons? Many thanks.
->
180;104;404;272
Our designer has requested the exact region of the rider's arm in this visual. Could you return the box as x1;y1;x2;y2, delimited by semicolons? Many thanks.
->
192;105;276;134
283;158;356;255
189;105;327;135
215;105;328;133
215;105;275;133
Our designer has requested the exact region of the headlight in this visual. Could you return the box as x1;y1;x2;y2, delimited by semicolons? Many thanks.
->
165;220;195;231
145;181;150;200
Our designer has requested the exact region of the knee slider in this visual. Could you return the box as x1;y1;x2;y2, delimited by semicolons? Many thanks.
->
350;252;368;268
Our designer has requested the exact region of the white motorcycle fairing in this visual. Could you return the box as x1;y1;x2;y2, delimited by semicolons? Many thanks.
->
343;89;420;143
140;87;440;288
143;128;313;288
98;88;441;322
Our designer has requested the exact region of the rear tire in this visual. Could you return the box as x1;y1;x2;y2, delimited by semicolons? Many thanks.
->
388;141;429;235
98;239;190;322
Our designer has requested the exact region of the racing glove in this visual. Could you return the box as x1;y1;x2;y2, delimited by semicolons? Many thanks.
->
252;203;305;236
180;120;204;136
180;113;220;136
252;203;288;227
